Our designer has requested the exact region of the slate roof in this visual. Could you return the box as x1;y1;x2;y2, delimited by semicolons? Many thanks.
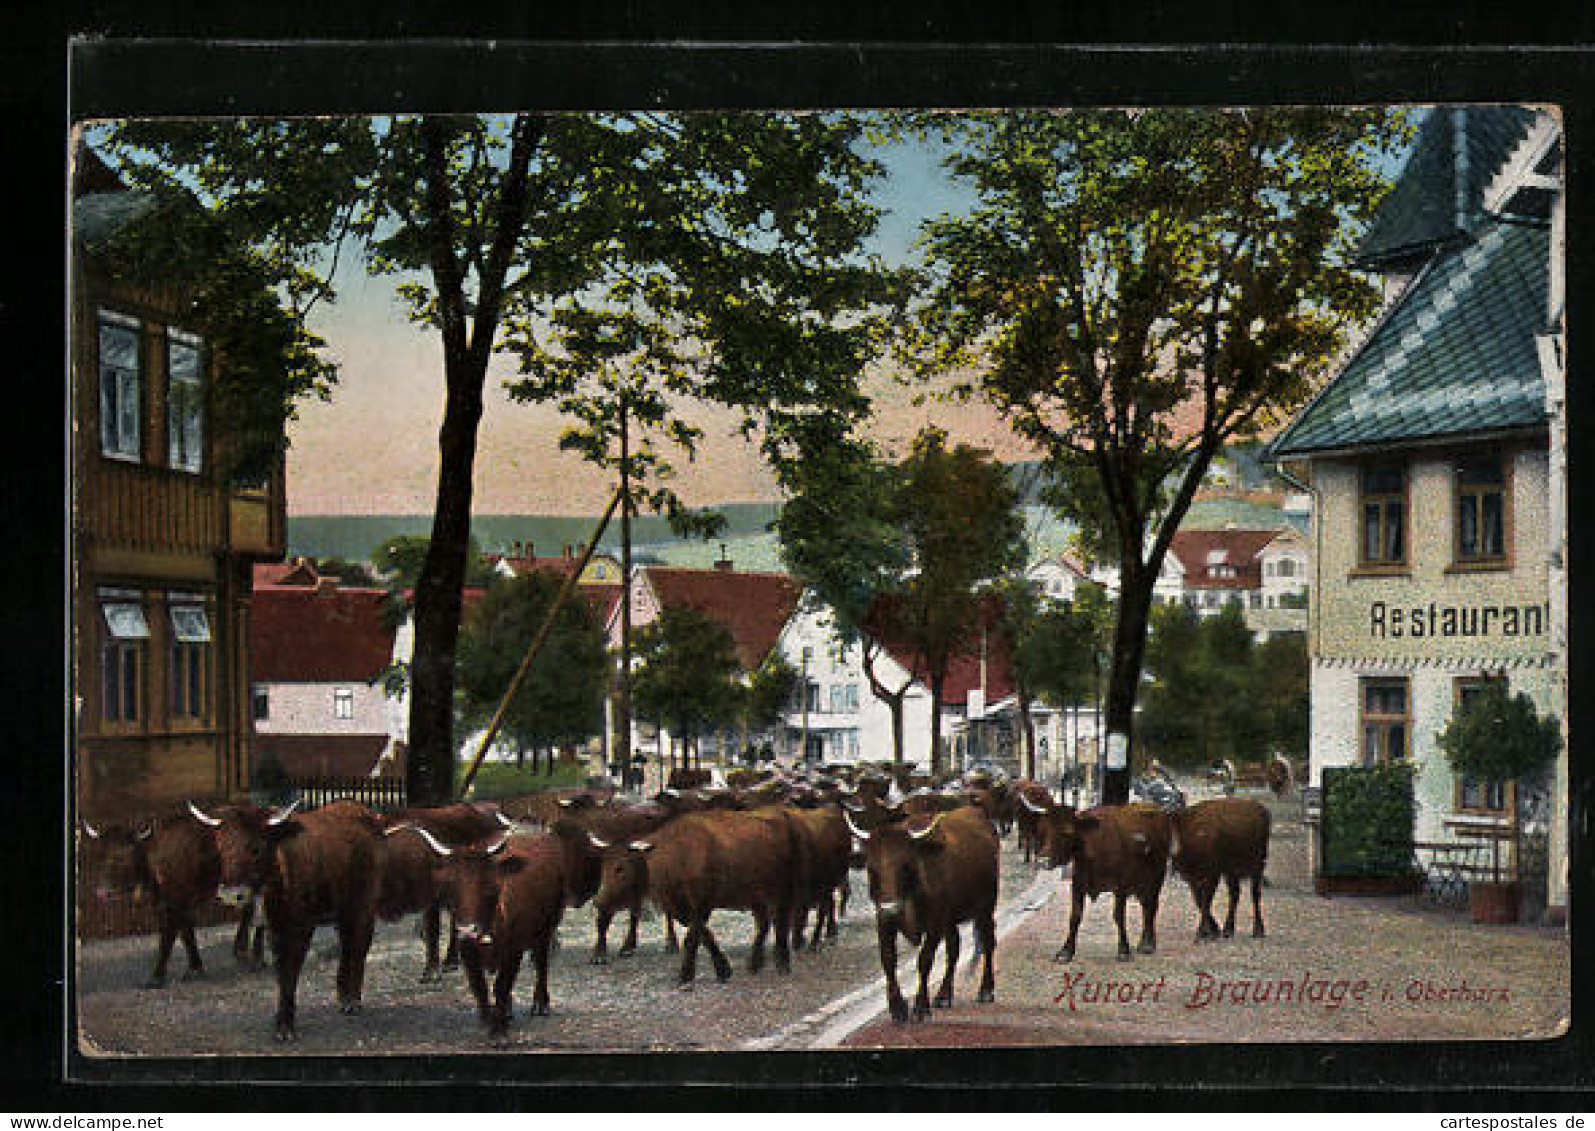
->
1357;106;1539;268
1271;219;1550;457
251;583;396;683
641;567;802;670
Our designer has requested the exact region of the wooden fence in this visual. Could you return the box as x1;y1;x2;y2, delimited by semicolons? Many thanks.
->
284;775;408;814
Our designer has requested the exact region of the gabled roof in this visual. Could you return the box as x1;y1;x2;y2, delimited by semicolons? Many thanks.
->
1167;529;1281;591
640;567;802;670
251;583;396;683
1270;220;1549;457
1357;106;1539;269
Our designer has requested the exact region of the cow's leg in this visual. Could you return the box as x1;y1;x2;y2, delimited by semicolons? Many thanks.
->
878;922;908;1023
701;918;734;983
336;914;374;1014
178;921;205;980
934;926;960;1008
1055;883;1085;963
664;914;680;953
591;905;614;965
270;922;312;1042
527;932;552;1016
420;903;442;981
233;899;257;968
618;903;641;956
791;903;809;953
749;905;769;973
830;879;846;935
772;898;792;974
461;941;493;1024
489;946;523;1039
1112;891;1132;960
1250;871;1266;938
677;914;704;985
1194;877;1221;939
1137;886;1160;955
147;907;179;988
975;911;997;1003
1222;874;1241;938
911;934;940;1021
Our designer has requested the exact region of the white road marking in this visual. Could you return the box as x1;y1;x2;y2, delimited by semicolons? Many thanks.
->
740;868;1056;1051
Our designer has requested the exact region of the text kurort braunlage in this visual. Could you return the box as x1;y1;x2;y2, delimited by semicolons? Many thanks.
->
1367;600;1549;640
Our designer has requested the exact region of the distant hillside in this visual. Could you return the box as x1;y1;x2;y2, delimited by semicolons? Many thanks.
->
288;502;781;564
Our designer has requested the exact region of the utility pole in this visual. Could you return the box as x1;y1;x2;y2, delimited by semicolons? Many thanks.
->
616;385;634;792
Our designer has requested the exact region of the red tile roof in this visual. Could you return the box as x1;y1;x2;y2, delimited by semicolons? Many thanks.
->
865;594;1017;707
1167;529;1281;591
254;735;391;779
251;584;396;683
641;567;802;670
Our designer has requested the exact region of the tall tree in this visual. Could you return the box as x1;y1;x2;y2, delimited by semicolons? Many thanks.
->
109;112;897;805
885;428;1026;773
1009;595;1098;779
630;606;744;771
455;571;610;775
909;108;1407;802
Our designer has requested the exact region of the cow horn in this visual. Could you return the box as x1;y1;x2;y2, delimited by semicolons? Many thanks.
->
663;788;680;798
1019;792;1049;815
843;811;871;843
627;840;653;853
494;811;515;829
558;797;575;808
407;826;454;857
187;801;222;828
267;800;301;827
587;832;612;851
82;822;100;839
135;823;154;841
485;835;512;857
908;812;946;841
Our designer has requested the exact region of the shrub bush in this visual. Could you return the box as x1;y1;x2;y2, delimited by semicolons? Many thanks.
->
1321;762;1419;878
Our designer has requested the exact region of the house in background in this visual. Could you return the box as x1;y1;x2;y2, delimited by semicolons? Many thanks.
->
249;562;402;780
1269;105;1565;919
73;148;287;820
1165;527;1309;639
490;540;624;588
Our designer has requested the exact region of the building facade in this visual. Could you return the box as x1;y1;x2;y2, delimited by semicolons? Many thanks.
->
73;153;287;820
1270;106;1566;914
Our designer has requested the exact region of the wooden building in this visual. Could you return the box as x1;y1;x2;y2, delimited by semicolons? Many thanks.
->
72;150;287;819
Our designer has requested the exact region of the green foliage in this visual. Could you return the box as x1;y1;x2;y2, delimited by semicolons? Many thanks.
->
1006;588;1098;710
374;534;495;589
314;558;382;587
630;606;745;749
1437;682;1561;786
462;757;591;799
741;654;800;733
1321;763;1419;879
454;571;610;755
1138;604;1308;768
903;108;1409;752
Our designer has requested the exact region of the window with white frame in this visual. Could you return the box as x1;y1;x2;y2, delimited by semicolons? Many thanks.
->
98;312;142;460
168;593;212;720
100;589;149;724
334;687;354;720
167;329;204;473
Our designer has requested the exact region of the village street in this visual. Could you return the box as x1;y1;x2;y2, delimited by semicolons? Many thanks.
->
73;785;1568;1059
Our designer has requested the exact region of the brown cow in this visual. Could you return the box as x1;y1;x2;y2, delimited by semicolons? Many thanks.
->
846;805;999;1023
1170;797;1271;940
189;799;384;1041
787;802;852;951
900;788;970;818
1023;795;1171;962
376;803;514;978
81;811;264;986
407;820;601;1040
593;807;799;985
571;798;678;962
1011;779;1054;864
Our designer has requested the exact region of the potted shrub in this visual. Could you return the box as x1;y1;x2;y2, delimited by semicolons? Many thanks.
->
1436;683;1561;924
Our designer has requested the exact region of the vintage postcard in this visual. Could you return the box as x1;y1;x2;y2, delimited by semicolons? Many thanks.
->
65;44;1576;1088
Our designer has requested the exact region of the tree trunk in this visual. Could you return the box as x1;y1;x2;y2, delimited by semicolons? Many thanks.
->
405;114;538;807
1017;684;1036;779
1101;570;1155;806
928;673;946;776
862;639;909;769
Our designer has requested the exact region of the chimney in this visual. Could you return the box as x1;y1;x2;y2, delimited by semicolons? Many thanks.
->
314;575;339;597
714;544;733;572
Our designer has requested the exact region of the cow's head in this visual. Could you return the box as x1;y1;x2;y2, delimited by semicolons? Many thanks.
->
189;800;298;905
846;810;950;944
592;837;653;919
80;819;155;902
549;817;604;908
406;826;521;954
1030;801;1099;870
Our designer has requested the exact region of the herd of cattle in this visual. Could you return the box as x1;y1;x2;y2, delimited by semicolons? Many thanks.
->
79;766;1272;1043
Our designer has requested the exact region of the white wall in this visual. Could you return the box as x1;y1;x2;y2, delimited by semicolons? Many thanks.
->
255;680;392;738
